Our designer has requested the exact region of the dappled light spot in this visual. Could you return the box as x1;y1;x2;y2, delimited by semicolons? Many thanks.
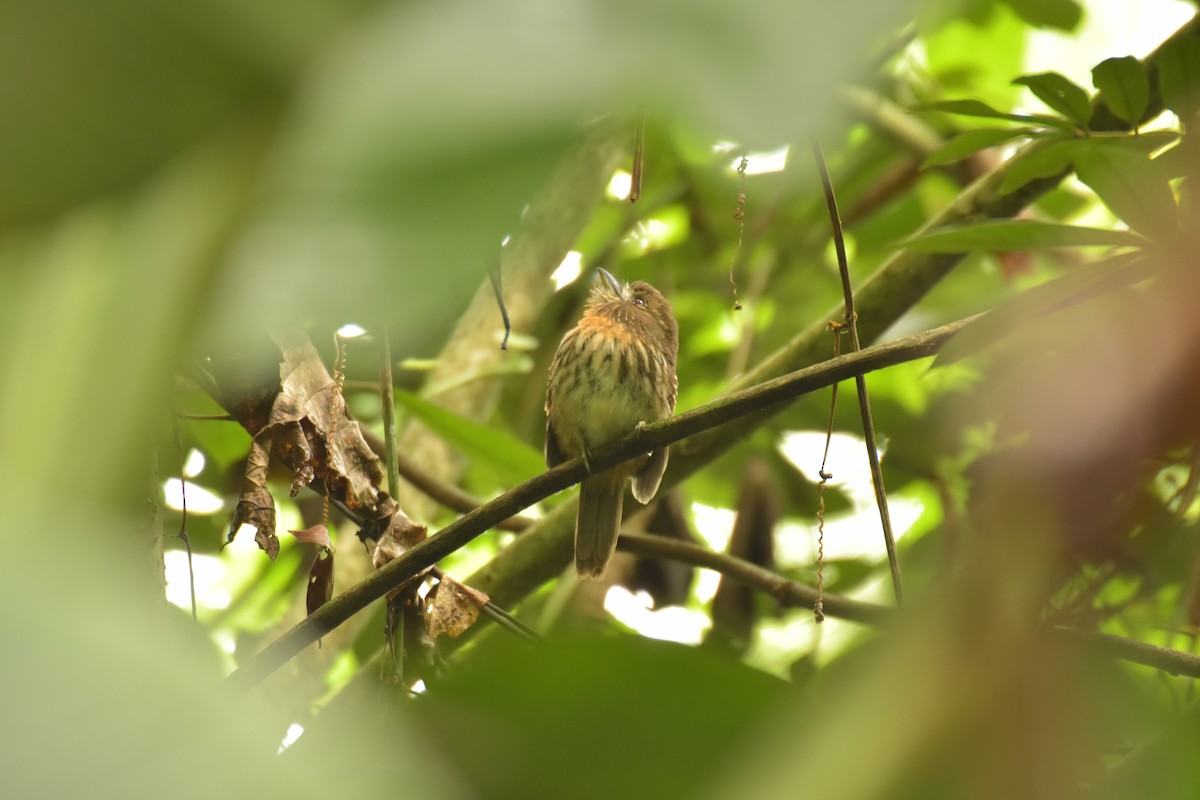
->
551;250;584;291
606;169;632;201
604;586;710;644
162;478;223;514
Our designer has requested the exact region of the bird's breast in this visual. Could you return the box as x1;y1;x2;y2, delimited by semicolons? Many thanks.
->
548;325;673;456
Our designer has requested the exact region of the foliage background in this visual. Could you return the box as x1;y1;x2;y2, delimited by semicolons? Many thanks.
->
3;0;1200;797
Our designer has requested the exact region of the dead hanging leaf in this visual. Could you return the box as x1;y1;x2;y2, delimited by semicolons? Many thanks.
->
372;510;428;572
426;576;490;639
289;523;333;550
288;524;335;615
273;329;384;513
384;590;439;686
306;546;335;616
224;438;279;559
214;329;424;561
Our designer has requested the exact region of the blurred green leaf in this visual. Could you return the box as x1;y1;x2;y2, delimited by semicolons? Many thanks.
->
914;99;1073;129
1073;146;1178;240
922;5;1027;110
183;397;252;470
394;390;545;484
903;220;1146;252
998;0;1082;31
1014;72;1093;127
0;0;365;225
1091;56;1150;126
922;128;1035;167
1157;36;1200;121
997;133;1178;196
933;252;1151;365
418;634;785;800
997;138;1079;196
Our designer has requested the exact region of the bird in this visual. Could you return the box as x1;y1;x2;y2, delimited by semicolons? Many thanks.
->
544;268;679;579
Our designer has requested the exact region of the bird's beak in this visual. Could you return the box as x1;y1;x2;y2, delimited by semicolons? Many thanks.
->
597;268;623;296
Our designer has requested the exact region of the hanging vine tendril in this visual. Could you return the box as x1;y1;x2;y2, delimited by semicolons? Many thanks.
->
814;320;848;623
728;154;749;311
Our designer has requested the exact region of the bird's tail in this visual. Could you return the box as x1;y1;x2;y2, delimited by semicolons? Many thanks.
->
575;470;625;579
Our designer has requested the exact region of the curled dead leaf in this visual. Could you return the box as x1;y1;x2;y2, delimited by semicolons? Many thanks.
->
225;438;278;559
306;546;335;616
426;576;489;639
213;330;422;567
274;330;383;513
289;523;333;550
372;511;428;571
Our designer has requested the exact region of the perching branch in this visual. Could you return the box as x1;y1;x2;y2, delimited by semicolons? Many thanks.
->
226;315;974;692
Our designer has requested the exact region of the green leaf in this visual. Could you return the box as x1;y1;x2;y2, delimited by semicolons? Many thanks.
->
1151;142;1189;180
1073;147;1177;240
934;253;1152;366
998;0;1082;31
903;220;1147;253
922;128;1036;168
997;138;1078;196
393;390;546;484
997;133;1179;196
914;100;1074;130
1013;72;1093;127
1091;57;1150;126
1158;37;1200;121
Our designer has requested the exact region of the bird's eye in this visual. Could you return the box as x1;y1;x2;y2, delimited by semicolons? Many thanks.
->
633;296;646;307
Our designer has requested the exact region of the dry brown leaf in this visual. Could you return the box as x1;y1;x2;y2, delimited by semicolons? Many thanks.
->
274;330;383;513
306;547;335;616
289;523;333;550
218;330;424;561
372;512;428;571
224;438;278;559
426;576;489;639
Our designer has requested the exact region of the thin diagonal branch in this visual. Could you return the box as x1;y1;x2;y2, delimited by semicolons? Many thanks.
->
618;534;888;625
226;315;973;692
813;140;904;606
361;428;535;533
379;326;401;499
617;533;1200;679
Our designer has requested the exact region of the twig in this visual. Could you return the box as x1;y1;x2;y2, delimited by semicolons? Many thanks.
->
618;533;887;625
840;86;944;158
630;112;645;203
170;412;198;623
488;258;511;351
226;316;972;691
813;140;905;606
728;155;749;310
361;429;535;533
324;494;536;647
429;566;541;642
616;533;1200;680
814;321;847;623
1052;628;1200;679
379;328;401;499
378;325;404;672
